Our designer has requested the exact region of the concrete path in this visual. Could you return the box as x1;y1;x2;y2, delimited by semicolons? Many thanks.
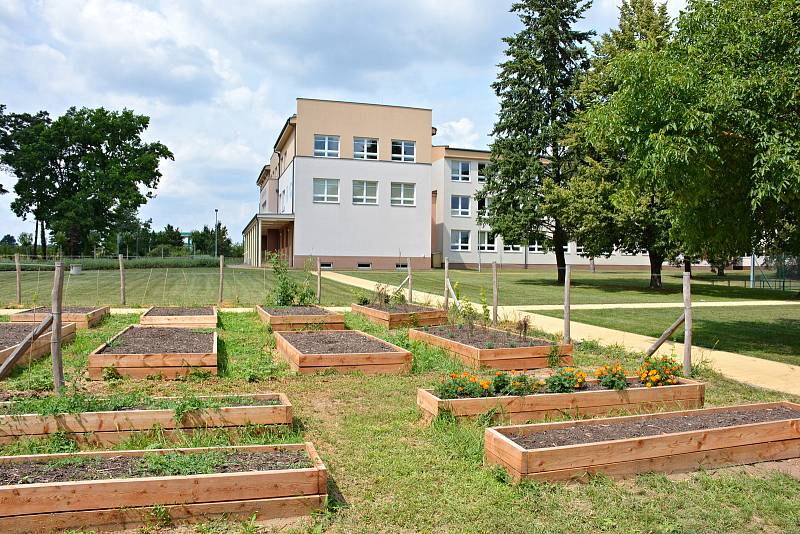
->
514;300;800;311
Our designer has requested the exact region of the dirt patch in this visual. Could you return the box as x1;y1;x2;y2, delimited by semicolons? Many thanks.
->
0;324;44;348
145;307;214;316
509;406;800;449
0;449;310;485
262;306;332;316
424;324;553;349
25;306;99;314
99;327;214;354
363;303;439;313
281;331;400;354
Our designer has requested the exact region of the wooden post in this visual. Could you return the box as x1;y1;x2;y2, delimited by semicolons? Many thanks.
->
51;262;64;395
443;257;449;309
218;255;225;304
14;253;21;305
563;264;571;344
683;271;692;376
118;254;125;305
492;261;498;326
646;312;685;356
407;258;413;303
316;257;322;304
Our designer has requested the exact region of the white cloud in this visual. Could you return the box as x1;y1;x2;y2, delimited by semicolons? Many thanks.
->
435;118;481;149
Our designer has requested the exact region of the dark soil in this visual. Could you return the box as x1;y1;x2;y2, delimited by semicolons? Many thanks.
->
262;306;332;316
509;406;800;449
99;327;214;354
425;324;552;349
0;324;42;348
145;306;215;316
281;330;400;354
363;303;439;313
0;449;310;485
25;306;99;314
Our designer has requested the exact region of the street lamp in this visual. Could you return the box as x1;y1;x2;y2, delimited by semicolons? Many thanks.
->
214;209;219;257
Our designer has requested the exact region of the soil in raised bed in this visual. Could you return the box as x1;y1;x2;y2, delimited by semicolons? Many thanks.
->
425;324;552;349
0;449;310;485
262;306;332;316
0;324;44;348
509;406;800;449
281;330;399;354
362;303;439;313
99;327;214;354
145;306;215;316
25;306;99;314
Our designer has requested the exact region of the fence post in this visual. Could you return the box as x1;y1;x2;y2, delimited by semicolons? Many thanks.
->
407;258;413;303
51;262;65;395
443;258;449;309
563;264;571;344
118;254;126;305
683;272;692;376
316;257;321;304
14;253;21;305
218;255;225;304
492;261;498;326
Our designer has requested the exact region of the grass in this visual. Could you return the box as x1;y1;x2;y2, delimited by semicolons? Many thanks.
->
0;312;798;533
536;305;800;366
344;268;798;305
0;267;360;307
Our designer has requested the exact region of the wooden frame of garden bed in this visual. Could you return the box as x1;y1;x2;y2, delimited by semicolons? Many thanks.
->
139;306;218;328
408;326;573;370
484;401;800;482
87;325;217;380
10;305;110;329
256;305;345;331
0;442;327;532
0;393;292;446
351;303;448;329
417;377;705;424
0;322;77;371
273;330;412;375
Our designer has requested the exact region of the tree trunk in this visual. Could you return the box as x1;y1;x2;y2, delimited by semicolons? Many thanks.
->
553;222;567;285
716;264;726;277
40;220;47;260
648;251;664;289
32;219;39;259
683;258;692;277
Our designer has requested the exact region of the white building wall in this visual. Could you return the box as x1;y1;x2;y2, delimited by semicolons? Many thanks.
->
292;156;431;259
277;160;295;214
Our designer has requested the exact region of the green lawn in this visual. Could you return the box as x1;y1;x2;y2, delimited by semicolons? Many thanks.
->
0;267;359;307
345;268;795;306
536;305;800;366
0;312;798;533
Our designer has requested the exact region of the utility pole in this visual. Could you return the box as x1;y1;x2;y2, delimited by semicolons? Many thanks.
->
214;209;219;257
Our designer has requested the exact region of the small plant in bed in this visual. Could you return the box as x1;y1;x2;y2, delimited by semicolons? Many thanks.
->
268;253;315;306
545;367;588;393
639;355;683;387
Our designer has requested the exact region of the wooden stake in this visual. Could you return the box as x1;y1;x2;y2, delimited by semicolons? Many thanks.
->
492;261;498;326
443;258;449;309
0;314;53;379
407;258;413;303
51;262;64;395
14;253;21;305
646;312;685;356
218;255;225;304
316;257;321;304
118;254;125;305
683;271;692;376
563;264;571;344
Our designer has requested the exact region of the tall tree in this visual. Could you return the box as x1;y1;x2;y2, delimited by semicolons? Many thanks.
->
476;0;593;283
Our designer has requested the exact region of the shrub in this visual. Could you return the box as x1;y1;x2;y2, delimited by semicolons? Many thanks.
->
595;362;628;390
545;367;587;393
639;355;682;387
492;370;544;396
435;372;492;399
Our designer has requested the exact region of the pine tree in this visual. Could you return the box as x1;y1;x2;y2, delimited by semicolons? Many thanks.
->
476;0;593;284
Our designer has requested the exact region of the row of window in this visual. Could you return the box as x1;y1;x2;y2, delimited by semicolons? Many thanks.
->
450;230;584;253
451;160;487;182
450;194;489;217
312;178;416;206
314;135;416;162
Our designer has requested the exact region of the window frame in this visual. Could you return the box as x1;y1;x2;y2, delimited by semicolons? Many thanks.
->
477;162;487;183
353;137;378;160
503;243;522;253
451;160;471;182
390;182;416;207
313;134;340;158
352;180;378;205
312;178;340;204
450;229;471;251
528;241;544;254
450;195;471;217
391;139;416;162
477;231;497;252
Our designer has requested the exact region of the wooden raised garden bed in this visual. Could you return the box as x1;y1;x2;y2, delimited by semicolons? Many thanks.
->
417;377;705;424
0;322;77;371
11;305;110;329
409;324;572;370
485;402;800;482
0;442;327;532
140;306;218;328
256;305;345;331
0;393;292;446
274;330;412;375
351;302;447;329
88;325;217;380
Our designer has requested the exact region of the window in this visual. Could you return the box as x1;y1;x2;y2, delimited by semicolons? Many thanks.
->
477;197;490;216
528;241;543;253
391;140;415;162
320;262;333;269
450;230;470;251
314;135;339;157
477;162;487;182
575;244;585;254
504;243;522;252
353;137;378;160
395;262;408;270
451;160;470;181
313;178;339;203
390;182;416;206
357;262;372;270
478;231;496;252
352;180;378;205
450;195;470;217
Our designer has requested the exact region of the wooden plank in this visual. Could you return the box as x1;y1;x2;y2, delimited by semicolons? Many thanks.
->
297;351;411;367
295;362;411;375
10;306;110;330
351;303;447;329
88;366;218;380
256;305;345;331
89;353;218;368
140;307;218;328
